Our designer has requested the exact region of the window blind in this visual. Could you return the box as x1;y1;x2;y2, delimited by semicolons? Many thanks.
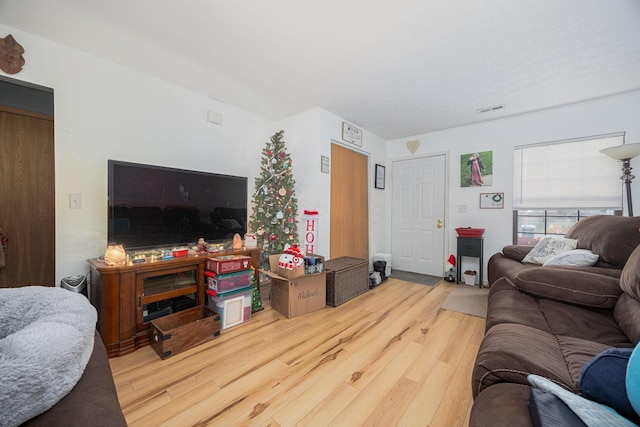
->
513;133;624;209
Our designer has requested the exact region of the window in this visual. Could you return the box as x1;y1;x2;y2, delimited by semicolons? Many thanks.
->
513;133;624;245
513;209;620;245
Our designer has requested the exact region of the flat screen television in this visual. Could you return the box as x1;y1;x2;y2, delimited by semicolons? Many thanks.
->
108;160;248;250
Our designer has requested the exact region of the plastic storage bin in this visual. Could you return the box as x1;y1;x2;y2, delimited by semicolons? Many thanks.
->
206;270;253;293
206;287;253;330
206;255;252;275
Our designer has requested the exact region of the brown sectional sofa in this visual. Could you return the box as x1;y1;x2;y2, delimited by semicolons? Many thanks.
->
20;331;126;427
470;215;640;426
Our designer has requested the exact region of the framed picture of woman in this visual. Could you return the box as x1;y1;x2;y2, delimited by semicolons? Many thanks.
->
460;150;493;187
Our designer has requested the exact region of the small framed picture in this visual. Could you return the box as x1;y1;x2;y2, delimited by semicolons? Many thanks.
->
375;164;385;189
480;192;504;209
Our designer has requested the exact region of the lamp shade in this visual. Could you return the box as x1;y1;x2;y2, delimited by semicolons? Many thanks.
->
600;143;640;160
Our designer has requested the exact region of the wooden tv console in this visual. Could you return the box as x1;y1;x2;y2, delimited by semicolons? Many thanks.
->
88;248;260;358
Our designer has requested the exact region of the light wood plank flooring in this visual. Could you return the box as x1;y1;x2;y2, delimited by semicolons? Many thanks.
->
110;279;485;426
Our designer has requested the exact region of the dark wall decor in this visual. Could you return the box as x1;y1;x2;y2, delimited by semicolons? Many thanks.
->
0;34;25;74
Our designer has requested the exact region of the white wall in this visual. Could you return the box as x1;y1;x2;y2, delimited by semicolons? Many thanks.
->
8;21;634;287
278;108;388;262
388;90;640;282
0;24;388;285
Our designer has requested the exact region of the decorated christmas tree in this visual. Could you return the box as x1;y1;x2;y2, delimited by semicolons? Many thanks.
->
249;130;300;270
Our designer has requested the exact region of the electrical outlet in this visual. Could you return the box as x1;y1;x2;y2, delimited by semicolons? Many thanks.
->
457;204;467;214
69;193;83;209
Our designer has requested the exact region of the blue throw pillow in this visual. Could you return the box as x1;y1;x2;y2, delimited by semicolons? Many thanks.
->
627;345;640;419
578;347;639;423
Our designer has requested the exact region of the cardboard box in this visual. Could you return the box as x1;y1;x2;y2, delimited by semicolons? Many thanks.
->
263;253;327;318
270;273;327;318
268;253;325;279
270;254;305;279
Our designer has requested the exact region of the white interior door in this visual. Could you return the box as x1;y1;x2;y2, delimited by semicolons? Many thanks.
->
391;155;446;276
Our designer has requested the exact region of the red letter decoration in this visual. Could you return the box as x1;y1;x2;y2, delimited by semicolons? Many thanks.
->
303;210;319;254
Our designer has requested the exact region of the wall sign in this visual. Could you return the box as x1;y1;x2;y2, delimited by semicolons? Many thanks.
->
342;122;363;147
480;192;504;209
321;155;330;174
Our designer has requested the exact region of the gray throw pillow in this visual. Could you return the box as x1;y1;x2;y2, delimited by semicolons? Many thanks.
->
522;236;577;265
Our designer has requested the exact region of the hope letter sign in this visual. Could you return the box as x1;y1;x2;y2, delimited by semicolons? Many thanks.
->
303;210;319;254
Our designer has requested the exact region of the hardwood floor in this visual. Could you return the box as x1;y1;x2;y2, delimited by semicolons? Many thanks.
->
110;279;485;426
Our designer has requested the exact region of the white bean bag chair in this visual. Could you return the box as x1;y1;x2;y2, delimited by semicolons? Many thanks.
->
0;286;97;427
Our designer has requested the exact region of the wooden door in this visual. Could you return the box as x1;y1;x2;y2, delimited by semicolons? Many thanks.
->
0;106;55;287
330;143;368;259
391;155;446;275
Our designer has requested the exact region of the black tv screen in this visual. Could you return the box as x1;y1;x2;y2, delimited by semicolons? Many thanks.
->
108;160;248;250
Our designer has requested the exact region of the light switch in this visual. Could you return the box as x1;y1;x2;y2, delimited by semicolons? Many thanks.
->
457;204;467;214
69;193;83;209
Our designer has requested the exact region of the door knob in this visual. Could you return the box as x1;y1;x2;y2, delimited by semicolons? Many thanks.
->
437;219;443;228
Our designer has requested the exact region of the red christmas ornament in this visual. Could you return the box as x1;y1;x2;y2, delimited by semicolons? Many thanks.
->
270;233;277;241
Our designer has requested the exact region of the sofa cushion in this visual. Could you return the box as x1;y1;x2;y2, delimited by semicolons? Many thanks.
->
577;347;639;424
539;299;631;347
514;268;622;308
522;237;577;265
529;387;586;427
615;245;640;345
620;244;640;301
487;252;540;285
470;383;533;427
614;294;640;346
485;277;552;334
472;323;577;397
503;245;534;262
565;215;640;268
542;249;599;267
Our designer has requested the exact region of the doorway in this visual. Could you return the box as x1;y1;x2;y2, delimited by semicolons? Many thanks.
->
330;143;369;259
0;78;55;288
391;154;446;276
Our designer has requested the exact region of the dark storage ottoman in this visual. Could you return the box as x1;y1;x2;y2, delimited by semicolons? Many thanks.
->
324;256;369;306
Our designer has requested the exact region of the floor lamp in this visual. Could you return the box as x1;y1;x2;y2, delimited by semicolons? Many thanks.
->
600;142;640;217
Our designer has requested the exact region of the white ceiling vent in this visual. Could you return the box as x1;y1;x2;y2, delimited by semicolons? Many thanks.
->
477;104;505;114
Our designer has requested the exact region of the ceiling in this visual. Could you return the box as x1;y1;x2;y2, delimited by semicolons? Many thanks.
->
1;0;640;140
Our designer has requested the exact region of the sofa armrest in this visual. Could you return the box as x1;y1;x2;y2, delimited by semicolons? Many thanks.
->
502;245;534;262
22;331;126;427
514;268;622;308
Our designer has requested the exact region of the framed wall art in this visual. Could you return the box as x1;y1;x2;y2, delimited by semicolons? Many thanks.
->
461;150;493;187
375;164;385;189
480;192;504;209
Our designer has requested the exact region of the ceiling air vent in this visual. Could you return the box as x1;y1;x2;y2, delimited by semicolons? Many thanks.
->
477;104;505;114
